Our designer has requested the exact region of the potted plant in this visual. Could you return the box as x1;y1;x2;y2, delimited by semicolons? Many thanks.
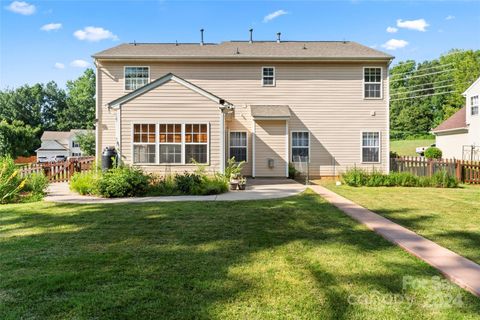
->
230;173;240;190
238;177;247;190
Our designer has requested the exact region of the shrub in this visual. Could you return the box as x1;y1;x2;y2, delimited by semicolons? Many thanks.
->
23;173;49;195
70;170;100;195
195;173;228;195
341;168;458;188
288;163;299;179
174;172;202;194
97;166;150;198
0;156;26;204
148;174;179;196
424;147;442;160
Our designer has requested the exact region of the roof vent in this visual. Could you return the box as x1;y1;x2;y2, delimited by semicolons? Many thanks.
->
133;40;136;46
249;29;253;43
200;29;204;46
175;40;178;46
235;47;240;55
303;43;307;49
276;32;281;43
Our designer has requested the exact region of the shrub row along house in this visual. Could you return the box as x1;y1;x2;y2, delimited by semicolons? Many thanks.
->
93;34;393;177
432;76;480;161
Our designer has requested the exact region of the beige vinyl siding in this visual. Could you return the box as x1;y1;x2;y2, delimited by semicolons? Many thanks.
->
120;79;221;174
97;61;389;176
254;120;287;177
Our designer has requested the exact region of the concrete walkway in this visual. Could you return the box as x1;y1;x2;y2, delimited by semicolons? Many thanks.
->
310;184;480;297
45;179;306;204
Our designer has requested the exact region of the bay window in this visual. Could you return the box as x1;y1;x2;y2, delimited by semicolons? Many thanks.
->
362;132;380;163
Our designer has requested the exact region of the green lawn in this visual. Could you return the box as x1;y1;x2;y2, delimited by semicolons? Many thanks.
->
320;182;480;265
1;191;479;319
390;139;435;156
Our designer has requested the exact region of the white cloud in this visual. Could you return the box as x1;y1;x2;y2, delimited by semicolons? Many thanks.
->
6;1;36;15
396;19;429;32
54;62;65;69
70;59;90;68
41;23;62;31
381;39;409;50
386;26;398;33
445;15;455;20
73;26;118;42
263;10;288;23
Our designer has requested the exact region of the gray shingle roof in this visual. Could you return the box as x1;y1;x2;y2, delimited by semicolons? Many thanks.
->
93;41;393;60
432;107;468;133
251;105;291;119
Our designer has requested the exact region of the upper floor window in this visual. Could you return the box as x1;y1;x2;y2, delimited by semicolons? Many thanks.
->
471;95;479;116
72;141;79;148
262;67;275;86
125;66;149;91
364;67;382;99
362;132;380;163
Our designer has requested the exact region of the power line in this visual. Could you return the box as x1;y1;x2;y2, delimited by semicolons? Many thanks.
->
390;63;454;78
390;69;455;82
390;90;456;101
390;84;455;96
391;79;453;90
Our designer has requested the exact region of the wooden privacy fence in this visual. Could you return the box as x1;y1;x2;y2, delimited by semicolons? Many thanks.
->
19;157;95;183
390;156;480;184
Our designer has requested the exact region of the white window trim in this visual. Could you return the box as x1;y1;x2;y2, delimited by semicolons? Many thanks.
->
131;123;157;165
360;130;381;164
261;66;276;87
363;66;383;100
131;121;210;166
228;130;248;163
124;66;150;92
291;130;310;163
471;95;479;116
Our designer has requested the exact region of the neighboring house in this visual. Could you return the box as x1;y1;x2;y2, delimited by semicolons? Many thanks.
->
93;39;393;177
36;129;90;161
432;77;480;160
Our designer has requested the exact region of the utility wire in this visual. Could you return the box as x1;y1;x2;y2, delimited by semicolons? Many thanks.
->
390;84;455;96
390;63;455;78
390;90;456;101
390;69;454;82
390;79;453;90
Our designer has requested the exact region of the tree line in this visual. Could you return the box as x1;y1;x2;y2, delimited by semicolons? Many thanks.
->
390;49;480;139
0;69;95;157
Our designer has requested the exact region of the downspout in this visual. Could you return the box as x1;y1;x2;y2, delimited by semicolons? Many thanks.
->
219;110;225;173
94;60;101;163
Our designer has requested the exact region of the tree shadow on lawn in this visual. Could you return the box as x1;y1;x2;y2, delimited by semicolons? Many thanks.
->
1;192;480;319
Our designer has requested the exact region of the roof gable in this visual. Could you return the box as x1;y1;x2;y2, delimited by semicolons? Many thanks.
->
36;139;68;152
108;73;232;109
432;107;468;133
463;76;480;95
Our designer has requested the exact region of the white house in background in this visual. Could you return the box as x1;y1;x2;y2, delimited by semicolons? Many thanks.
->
36;129;90;162
432;76;480;160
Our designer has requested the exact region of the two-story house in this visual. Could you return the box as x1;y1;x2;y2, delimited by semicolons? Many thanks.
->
36;129;90;162
432;76;480;160
93;38;393;177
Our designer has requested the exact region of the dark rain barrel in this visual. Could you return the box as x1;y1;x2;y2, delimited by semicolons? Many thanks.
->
101;147;117;171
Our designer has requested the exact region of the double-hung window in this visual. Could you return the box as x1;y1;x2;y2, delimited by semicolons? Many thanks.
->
229;132;247;162
364;67;382;99
185;124;208;163
291;131;309;162
159;124;182;163
133;124;156;163
471;95;479;116
362;132;380;163
262;67;275;86
125;66;149;91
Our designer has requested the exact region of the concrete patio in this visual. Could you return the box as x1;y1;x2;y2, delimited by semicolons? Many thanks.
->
45;178;306;204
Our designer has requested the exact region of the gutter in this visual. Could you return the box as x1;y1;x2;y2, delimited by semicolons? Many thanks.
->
92;56;394;62
431;127;469;134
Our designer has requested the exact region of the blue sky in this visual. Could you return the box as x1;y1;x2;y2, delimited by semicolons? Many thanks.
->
1;0;479;89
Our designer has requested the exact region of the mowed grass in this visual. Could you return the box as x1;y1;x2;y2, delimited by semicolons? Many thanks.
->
390;139;435;156
320;181;480;264
1;191;479;319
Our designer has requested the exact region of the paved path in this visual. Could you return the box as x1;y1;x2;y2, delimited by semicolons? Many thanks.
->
45;179;306;204
310;184;480;297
